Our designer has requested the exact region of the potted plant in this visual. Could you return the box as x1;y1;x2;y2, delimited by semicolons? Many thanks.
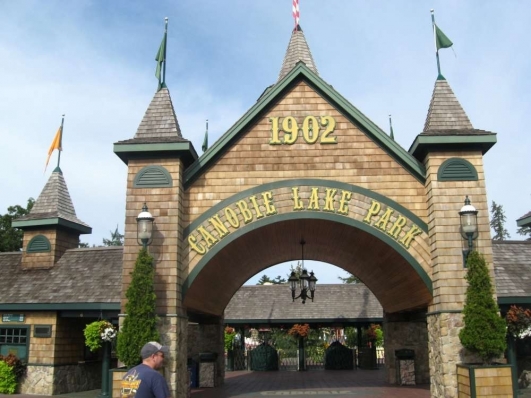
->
288;324;310;371
505;305;531;392
84;320;117;352
457;251;515;397
224;326;236;371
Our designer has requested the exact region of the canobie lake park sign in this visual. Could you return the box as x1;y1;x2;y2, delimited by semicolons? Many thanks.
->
185;181;426;257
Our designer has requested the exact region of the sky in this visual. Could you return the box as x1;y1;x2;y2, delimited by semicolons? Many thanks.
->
1;1;529;285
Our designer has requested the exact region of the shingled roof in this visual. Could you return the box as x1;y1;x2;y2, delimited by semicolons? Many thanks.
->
0;247;121;307
423;78;474;134
15;168;90;230
517;211;531;228
493;240;531;301
116;87;187;145
0;242;529;311
278;25;318;82
224;284;383;325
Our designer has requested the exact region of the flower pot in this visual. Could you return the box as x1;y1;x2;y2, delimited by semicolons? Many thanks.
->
457;363;516;397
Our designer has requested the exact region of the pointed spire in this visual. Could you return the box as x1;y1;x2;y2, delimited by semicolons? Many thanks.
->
133;87;182;140
423;79;473;133
18;168;90;230
278;25;318;82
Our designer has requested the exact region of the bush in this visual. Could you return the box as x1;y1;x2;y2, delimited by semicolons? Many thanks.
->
0;360;16;394
117;248;160;368
0;354;25;382
224;327;236;352
459;251;507;364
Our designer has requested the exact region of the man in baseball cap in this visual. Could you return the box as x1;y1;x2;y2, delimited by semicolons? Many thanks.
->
121;342;171;398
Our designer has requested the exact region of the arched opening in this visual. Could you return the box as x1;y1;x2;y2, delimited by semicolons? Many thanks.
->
183;217;432;317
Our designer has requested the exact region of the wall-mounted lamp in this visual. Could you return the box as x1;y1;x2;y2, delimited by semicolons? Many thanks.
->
459;196;478;266
137;203;154;249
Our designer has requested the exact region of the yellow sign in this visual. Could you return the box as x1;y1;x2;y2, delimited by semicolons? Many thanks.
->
187;186;423;256
269;116;337;145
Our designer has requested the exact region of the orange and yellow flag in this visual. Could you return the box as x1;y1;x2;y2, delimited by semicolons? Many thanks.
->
44;126;62;171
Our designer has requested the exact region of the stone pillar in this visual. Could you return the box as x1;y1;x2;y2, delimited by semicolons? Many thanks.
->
384;311;429;385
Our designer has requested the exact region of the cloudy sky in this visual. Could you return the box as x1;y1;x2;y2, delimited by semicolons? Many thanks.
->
1;1;529;284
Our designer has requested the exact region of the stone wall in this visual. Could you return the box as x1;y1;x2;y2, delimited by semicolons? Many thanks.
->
384;316;430;385
19;363;100;395
188;322;224;387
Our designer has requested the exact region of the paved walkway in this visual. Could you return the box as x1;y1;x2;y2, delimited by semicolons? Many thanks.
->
4;370;430;398
191;370;430;397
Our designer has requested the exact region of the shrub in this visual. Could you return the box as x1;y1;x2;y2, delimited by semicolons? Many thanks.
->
0;354;25;382
0;360;16;394
459;251;507;364
117;248;160;368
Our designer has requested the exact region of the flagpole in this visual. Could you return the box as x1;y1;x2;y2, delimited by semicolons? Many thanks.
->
162;17;168;88
431;9;443;78
388;114;394;141
56;114;64;169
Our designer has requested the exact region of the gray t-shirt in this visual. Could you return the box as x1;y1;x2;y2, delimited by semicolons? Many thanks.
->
121;363;171;398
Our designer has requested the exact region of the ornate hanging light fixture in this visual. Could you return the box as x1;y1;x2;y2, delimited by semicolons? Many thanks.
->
288;239;317;304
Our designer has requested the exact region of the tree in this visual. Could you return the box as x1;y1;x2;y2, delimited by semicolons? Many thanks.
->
257;275;273;285
489;201;510;241
517;225;531;241
0;198;34;252
338;273;361;284
458;251;507;364
78;242;90;248
116;248;160;367
257;274;286;285
102;225;124;246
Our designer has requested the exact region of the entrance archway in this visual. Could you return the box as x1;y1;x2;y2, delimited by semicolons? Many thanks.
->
184;216;432;316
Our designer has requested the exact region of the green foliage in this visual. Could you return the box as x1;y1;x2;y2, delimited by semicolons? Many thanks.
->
84;320;115;352
0;198;34;252
459;251;507;364
103;225;124;246
256;274;286;285
517;225;531;241
224;327;236;352
0;360;16;394
337;272;361;284
0;354;25;383
344;327;358;348
490;201;510;241
117;248;159;368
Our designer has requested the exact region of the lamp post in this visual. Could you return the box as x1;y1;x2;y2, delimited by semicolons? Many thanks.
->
288;239;317;304
459;196;478;266
137;203;154;249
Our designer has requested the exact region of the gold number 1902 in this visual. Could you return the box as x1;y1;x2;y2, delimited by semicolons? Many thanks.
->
269;116;337;145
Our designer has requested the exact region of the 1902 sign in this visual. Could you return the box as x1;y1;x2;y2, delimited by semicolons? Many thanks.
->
269;116;337;145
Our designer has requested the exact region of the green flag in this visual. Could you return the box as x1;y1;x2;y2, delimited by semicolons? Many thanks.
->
435;24;453;50
155;36;165;81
